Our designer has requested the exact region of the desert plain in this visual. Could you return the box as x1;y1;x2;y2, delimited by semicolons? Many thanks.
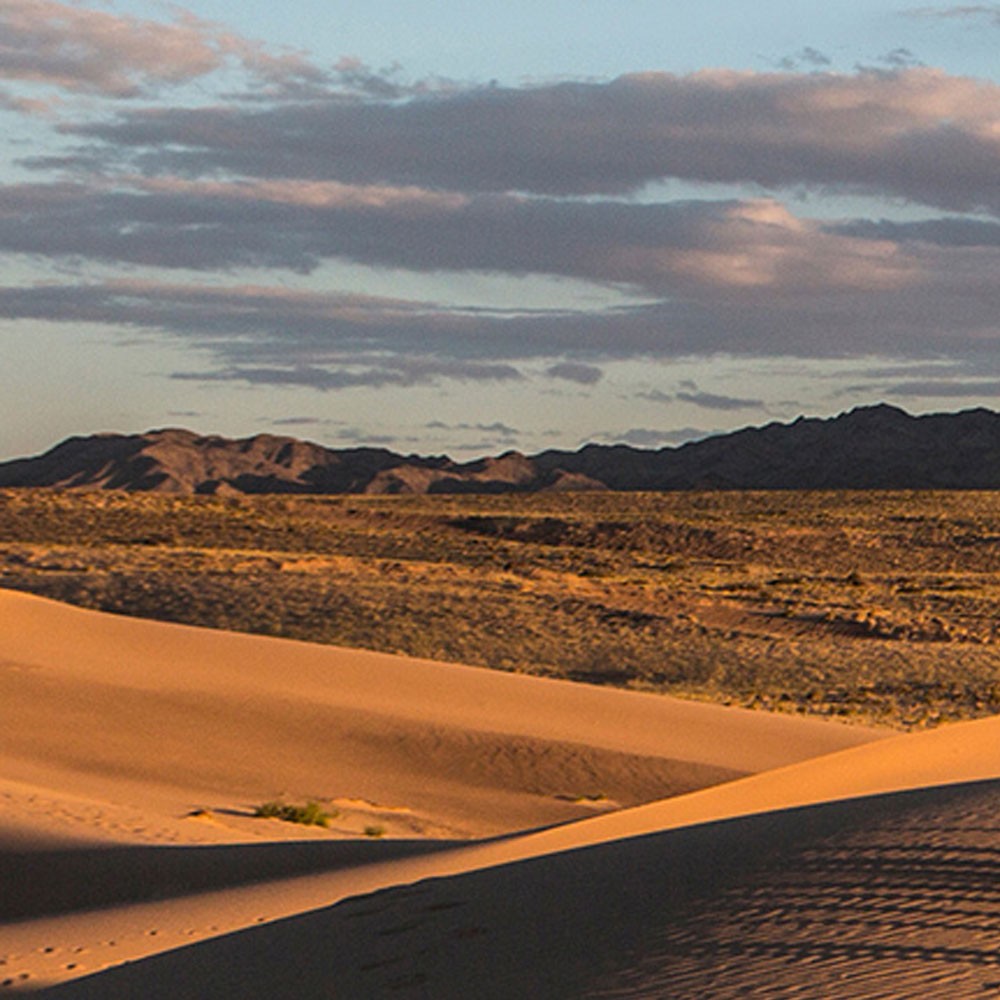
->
2;489;1000;996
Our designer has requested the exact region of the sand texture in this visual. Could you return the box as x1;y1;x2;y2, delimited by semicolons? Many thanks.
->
6;589;997;995
40;778;1000;999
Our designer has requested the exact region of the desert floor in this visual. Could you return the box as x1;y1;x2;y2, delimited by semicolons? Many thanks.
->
2;590;999;997
6;488;1000;729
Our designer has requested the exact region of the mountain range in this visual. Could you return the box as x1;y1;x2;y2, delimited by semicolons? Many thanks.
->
2;404;1000;494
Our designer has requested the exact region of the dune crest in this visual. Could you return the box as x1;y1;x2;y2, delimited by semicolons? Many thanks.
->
0;589;877;840
24;712;1000;998
12;589;999;994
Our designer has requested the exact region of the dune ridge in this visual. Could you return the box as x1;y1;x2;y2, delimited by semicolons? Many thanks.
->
7;590;998;994
25;717;1000;998
0;589;875;838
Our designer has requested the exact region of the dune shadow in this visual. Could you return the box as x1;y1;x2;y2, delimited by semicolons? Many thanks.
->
0;836;466;923
37;777;1000;999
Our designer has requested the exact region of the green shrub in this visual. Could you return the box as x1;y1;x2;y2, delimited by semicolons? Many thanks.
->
254;799;334;828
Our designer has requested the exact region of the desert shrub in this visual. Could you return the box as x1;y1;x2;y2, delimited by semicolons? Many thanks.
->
253;799;334;828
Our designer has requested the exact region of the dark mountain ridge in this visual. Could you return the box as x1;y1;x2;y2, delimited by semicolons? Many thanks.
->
3;404;1000;494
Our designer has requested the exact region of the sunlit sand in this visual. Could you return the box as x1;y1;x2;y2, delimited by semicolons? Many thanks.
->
4;590;998;996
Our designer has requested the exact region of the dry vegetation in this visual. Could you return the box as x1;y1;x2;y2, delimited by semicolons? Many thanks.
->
2;488;1000;728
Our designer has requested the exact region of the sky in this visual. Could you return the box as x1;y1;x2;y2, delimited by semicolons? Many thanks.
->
1;1;998;460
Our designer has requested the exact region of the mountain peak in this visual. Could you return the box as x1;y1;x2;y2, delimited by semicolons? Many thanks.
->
2;406;1000;493
842;403;912;421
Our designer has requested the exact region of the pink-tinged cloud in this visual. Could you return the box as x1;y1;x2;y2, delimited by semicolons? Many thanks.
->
600;201;918;295
0;179;943;296
0;84;56;115
133;177;471;214
0;0;324;97
62;68;1000;214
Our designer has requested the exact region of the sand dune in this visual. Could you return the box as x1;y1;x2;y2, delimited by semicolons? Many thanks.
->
38;777;1000;999
26;716;1000;998
0;589;875;840
10;588;984;995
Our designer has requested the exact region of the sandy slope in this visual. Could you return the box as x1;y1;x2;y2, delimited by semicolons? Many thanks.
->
28;717;1000;999
0;589;875;839
0;589;889;992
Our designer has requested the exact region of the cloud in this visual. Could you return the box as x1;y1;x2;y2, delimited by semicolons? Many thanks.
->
877;48;925;69
0;181;977;303
776;47;833;71
56;68;1000;215
424;420;522;453
827;216;1000;247
269;416;329;426
325;57;420;101
595;427;708;448
1;58;998;388
328;426;401;445
1;273;998;376
259;418;421;447
908;5;1000;25
171;366;419;390
170;357;524;391
0;0;325;98
637;386;763;410
881;379;1000;397
655;427;714;445
675;390;764;411
426;420;519;436
544;362;603;385
0;85;55;115
836;362;987;381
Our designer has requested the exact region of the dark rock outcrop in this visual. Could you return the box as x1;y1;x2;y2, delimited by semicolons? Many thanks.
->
2;405;999;494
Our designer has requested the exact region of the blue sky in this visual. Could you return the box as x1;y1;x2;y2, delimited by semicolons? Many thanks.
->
1;1;998;460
